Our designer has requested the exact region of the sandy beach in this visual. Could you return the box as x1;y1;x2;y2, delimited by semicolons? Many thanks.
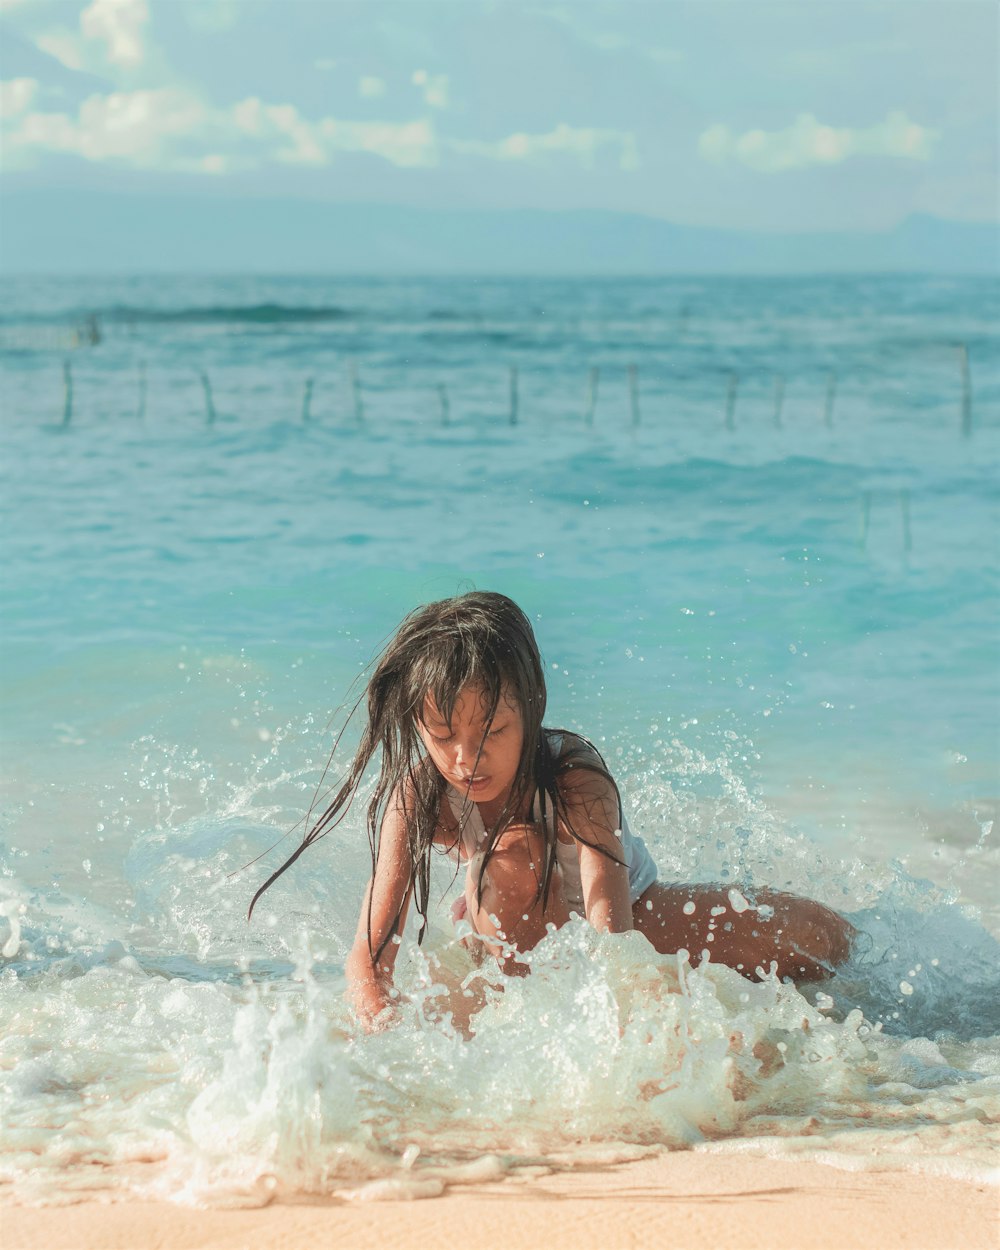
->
4;1153;996;1250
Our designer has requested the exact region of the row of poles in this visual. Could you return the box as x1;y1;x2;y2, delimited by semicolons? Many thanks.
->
51;356;933;555
57;349;976;434
860;490;913;554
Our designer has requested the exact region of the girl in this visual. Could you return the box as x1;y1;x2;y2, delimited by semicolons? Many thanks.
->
251;591;854;1030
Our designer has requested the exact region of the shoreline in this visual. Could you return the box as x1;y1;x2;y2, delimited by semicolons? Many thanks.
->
4;1153;996;1250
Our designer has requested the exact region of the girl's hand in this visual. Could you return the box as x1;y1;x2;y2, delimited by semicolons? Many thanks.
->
350;977;402;1033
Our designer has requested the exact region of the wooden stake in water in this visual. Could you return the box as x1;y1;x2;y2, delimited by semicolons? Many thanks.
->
859;491;872;549
301;377;314;422
773;374;785;428
725;373;738;430
438;382;450;427
824;372;837;428
627;363;640;428
509;365;518;426
900;489;912;555
584;366;599;426
200;371;216;425
349;360;364;424
61;359;73;425
958;345;972;437
136;362;146;420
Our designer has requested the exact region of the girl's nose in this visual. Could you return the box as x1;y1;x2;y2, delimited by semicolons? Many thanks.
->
453;739;481;769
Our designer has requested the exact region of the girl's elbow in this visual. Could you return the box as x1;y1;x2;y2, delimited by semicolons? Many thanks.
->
586;900;634;935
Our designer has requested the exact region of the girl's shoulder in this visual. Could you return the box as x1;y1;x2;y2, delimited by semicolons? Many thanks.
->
543;729;623;831
544;727;612;775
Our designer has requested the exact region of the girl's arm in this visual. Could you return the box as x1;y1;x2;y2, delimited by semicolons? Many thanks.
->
557;744;633;933
345;786;414;1030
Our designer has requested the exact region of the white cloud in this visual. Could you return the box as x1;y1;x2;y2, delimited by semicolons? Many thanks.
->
1;81;441;172
30;0;149;78
412;69;448;110
454;121;639;170
2;80;632;178
231;96;437;168
359;76;386;100
6;87;206;166
324;117;436;167
256;101;326;165
0;78;38;120
80;0;149;69
699;111;939;173
231;96;263;135
199;153;228;174
35;30;86;71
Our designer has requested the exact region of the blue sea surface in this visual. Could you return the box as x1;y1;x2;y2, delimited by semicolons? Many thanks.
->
1;274;998;1202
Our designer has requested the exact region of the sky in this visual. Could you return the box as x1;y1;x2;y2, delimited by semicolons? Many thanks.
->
0;0;997;234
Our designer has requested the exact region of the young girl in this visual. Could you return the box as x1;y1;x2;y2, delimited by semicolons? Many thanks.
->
251;591;854;1030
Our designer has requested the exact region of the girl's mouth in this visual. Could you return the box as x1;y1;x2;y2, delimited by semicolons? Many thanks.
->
457;775;491;792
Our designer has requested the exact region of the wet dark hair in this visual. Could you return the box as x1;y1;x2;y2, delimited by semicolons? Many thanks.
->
249;591;623;961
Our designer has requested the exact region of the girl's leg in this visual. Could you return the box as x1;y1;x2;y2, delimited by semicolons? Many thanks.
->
633;882;854;982
464;822;571;974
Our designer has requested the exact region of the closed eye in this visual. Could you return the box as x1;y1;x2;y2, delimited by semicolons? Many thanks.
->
428;726;505;744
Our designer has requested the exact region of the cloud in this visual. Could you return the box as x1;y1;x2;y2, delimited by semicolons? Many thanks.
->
699;111;939;172
232;97;437;168
454;121;639;170
359;76;386;100
321;117;436;167
4;86;206;167
81;0;149;68
234;99;326;165
35;30;87;71
30;0;150;77
0;77;39;120
412;69;448;110
2;78;631;177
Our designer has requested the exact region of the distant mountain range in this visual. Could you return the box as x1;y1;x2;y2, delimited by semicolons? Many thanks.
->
1;189;996;275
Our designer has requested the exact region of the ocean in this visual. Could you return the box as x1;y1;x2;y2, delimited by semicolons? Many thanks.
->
1;273;998;1204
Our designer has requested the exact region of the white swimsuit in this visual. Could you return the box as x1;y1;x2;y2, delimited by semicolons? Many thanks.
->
444;735;658;914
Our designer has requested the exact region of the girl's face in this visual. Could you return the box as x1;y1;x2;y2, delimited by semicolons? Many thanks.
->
417;683;525;807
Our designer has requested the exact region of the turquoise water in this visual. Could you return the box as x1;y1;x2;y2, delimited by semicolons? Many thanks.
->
1;275;998;1203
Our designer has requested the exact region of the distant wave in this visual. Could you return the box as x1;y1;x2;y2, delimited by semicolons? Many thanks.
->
105;303;355;325
427;309;471;321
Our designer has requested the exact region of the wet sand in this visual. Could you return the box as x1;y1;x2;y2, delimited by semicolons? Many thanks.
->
4;1152;996;1250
